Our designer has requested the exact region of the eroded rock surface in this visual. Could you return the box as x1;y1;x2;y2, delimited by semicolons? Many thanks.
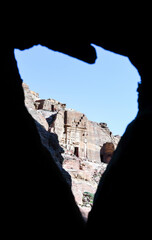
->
23;83;120;218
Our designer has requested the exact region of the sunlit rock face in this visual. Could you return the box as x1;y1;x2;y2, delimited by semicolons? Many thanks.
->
23;83;120;218
23;83;120;168
24;82;120;164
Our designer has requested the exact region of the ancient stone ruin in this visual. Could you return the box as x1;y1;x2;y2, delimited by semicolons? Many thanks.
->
22;82;120;217
33;88;120;163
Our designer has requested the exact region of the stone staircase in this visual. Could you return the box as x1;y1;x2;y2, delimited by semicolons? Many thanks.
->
76;114;85;127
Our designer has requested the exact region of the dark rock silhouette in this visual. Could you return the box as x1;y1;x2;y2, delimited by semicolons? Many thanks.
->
3;37;152;239
3;48;85;239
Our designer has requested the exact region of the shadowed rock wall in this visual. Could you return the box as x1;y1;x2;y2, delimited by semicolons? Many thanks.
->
3;38;152;239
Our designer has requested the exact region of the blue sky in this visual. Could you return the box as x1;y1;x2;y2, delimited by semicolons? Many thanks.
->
15;44;140;136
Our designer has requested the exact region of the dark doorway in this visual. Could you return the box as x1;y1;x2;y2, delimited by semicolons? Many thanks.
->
74;147;79;157
51;105;55;112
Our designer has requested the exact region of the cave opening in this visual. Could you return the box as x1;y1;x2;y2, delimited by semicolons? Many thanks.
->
14;44;140;218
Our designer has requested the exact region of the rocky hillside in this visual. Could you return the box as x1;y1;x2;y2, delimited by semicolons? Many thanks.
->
23;83;121;219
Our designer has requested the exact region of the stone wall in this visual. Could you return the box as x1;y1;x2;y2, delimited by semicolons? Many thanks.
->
47;107;120;163
22;83;121;218
23;83;120;164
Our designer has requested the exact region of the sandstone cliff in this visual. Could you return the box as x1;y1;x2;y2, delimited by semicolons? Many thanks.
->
23;82;120;219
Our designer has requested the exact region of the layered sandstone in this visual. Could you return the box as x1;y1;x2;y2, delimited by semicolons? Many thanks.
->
34;100;120;164
23;83;120;218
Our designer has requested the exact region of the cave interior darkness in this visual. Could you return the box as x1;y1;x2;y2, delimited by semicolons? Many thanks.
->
3;39;152;238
